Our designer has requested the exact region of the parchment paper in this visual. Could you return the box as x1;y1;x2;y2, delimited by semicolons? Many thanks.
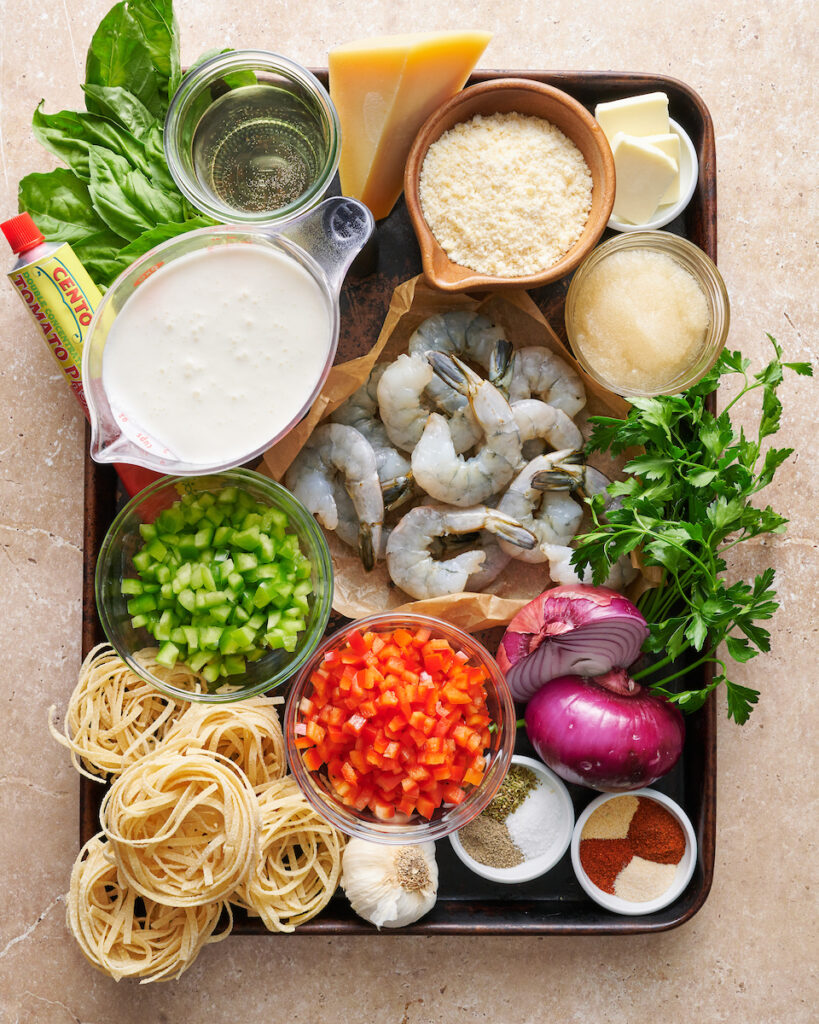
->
261;276;654;627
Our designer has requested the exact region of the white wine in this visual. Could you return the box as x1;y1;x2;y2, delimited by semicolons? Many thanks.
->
192;84;329;214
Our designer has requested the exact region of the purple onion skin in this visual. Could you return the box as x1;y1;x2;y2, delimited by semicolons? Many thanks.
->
524;673;685;792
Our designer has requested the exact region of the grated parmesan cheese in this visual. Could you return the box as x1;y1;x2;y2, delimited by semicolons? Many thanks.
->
419;112;593;277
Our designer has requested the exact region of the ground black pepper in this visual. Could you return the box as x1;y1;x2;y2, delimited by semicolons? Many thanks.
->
458;814;523;868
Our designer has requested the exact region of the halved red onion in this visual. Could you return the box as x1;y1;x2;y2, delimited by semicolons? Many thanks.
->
497;585;649;701
525;669;685;791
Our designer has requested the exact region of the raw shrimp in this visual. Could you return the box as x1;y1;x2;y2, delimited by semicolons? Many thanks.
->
508;346;586;417
330;365;413;507
512;398;584;455
408;311;513;414
386;505;536;600
411;354;522;507
497;451;585;562
285;423;384;571
330;477;390;562
376;353;481;454
533;460;636;588
540;542;637;590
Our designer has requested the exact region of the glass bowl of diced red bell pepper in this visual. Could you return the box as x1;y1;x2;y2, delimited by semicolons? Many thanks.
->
284;613;516;844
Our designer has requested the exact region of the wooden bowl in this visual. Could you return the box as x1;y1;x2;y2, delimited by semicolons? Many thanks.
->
405;78;615;292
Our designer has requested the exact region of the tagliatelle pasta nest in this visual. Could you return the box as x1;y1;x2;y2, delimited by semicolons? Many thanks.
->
55;649;345;978
100;749;260;907
48;644;196;781
160;696;286;789
67;833;231;984
233;776;345;932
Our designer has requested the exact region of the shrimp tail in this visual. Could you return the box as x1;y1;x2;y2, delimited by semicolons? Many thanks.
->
488;339;514;392
483;510;537;550
426;352;476;395
531;450;586;491
357;522;376;572
381;473;415;512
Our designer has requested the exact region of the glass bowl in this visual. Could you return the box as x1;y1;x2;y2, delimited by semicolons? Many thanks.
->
284;613;516;845
565;231;730;397
164;50;341;224
96;470;333;703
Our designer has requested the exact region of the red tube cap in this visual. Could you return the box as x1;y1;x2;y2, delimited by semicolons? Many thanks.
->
2;212;45;254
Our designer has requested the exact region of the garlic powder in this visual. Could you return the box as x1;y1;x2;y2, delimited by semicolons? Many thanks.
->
419;112;593;278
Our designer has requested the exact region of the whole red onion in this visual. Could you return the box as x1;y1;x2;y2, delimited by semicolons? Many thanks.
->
524;669;685;792
497;585;649;701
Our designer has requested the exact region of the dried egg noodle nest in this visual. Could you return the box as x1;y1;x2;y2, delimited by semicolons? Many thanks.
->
100;749;259;907
48;644;196;781
161;696;286;789
67;833;231;983
233;777;345;933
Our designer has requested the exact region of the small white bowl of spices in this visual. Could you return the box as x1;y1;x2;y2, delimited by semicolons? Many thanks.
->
449;755;574;883
571;789;697;915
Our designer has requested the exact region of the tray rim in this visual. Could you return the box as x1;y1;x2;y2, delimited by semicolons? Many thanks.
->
79;66;718;936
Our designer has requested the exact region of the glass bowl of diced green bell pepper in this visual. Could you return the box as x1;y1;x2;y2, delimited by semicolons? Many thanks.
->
95;469;333;702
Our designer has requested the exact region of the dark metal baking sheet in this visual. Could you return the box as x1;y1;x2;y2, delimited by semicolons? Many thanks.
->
80;69;717;935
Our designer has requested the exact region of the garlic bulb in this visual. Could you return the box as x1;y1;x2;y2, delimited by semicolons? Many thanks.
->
341;839;438;929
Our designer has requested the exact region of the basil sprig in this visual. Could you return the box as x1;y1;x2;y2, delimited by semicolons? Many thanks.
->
18;0;217;287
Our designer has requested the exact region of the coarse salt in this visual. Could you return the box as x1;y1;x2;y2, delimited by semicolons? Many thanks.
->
506;777;567;861
419;111;593;278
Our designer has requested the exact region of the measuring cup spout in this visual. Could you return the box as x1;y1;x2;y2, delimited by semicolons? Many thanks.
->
276;197;374;294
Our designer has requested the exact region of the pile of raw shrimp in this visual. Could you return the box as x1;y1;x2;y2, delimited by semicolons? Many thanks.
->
285;311;636;601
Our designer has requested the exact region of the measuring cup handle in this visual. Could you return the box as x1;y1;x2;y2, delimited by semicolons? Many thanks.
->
278;197;375;295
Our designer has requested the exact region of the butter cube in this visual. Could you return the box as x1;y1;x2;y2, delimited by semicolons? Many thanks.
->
595;92;670;145
641;133;682;204
611;133;679;224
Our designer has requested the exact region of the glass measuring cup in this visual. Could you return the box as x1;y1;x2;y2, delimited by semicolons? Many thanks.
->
82;197;374;474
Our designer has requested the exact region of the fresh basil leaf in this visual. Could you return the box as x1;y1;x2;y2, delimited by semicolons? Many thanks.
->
185;47;258;89
81;84;157;137
33;102;151;181
85;3;163;117
18;168;108;244
87;147;185;240
83;255;131;289
72;227;129;263
117;216;215;259
142;123;178;193
128;0;181;99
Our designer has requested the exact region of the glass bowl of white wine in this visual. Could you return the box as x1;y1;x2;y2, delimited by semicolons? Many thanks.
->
164;50;341;225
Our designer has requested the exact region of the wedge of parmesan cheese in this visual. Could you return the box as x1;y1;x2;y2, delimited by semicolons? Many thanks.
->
329;31;491;220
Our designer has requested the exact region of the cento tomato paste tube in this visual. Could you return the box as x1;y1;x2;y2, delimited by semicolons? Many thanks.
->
2;212;157;495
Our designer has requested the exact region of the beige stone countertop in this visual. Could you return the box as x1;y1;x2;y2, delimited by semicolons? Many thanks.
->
0;1;816;1021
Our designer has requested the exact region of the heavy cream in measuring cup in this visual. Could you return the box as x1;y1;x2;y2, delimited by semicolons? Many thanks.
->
101;244;332;465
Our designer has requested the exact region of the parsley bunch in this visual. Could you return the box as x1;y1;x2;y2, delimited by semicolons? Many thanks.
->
572;335;812;724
